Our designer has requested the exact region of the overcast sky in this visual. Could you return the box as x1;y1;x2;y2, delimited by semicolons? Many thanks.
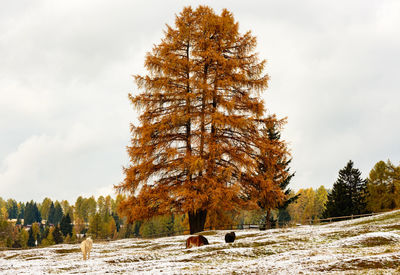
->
1;0;399;203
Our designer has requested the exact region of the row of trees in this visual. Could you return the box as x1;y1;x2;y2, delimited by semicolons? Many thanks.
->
0;195;126;248
0;158;398;246
323;159;400;218
286;159;400;224
0;195;124;225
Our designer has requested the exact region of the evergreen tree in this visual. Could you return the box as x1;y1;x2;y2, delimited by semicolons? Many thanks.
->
48;202;55;224
52;225;63;244
18;202;25;220
24;202;34;225
24;201;41;225
34;203;42;223
6;199;19;219
112;212;121;232
27;228;35;247
42;226;50;240
54;203;63;225
323;160;368;218
277;208;291;226
60;213;73;237
259;119;297;228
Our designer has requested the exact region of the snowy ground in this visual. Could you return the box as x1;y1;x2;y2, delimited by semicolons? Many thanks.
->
1;210;400;274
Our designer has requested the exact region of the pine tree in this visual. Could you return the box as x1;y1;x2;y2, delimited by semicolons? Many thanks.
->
42;226;50;240
23;202;32;225
48;202;55;224
116;6;282;234
27;228;35;247
112;212;121;232
23;201;41;225
60;213;73;237
323;160;368;218
17;202;25;221
54;203;63;225
6;199;18;219
52;225;63;244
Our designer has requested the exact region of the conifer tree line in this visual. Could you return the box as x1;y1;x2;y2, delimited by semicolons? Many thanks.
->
0;195;126;248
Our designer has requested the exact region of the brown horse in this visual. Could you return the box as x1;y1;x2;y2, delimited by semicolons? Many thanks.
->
186;235;209;248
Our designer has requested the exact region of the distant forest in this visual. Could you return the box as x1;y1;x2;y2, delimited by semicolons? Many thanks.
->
1;159;398;249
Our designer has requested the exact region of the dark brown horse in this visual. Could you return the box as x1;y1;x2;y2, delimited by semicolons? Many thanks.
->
186;235;209;248
225;231;236;243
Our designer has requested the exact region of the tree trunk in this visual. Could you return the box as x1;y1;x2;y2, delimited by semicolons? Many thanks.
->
188;210;207;234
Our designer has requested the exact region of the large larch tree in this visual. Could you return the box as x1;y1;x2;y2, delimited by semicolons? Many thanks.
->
116;6;287;234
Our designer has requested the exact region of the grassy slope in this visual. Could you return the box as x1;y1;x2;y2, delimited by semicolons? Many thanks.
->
0;210;400;274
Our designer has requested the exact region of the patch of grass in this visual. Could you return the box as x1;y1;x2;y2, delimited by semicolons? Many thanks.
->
383;224;400;231
106;258;140;264
231;239;278;249
252;247;275;257
4;254;19;260
106;254;161;264
235;233;259;240
323;228;373;241
122;243;151;249
54;248;81;254
351;211;400;226
99;249;116;254
4;253;43;260
383;247;397;253
25;256;44;260
197;231;218;236
56;266;80;272
359;236;398;247
148;244;170;250
319;255;400;272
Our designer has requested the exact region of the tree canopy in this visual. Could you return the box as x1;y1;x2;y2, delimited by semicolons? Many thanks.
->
367;160;400;212
117;6;288;234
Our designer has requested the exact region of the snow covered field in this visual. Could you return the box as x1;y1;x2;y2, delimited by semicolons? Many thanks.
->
1;210;400;274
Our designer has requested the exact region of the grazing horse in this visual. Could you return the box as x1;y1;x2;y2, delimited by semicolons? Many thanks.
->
80;237;93;260
186;235;209;248
225;232;236;243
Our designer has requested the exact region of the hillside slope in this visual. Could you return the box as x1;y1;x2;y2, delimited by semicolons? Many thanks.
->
1;210;400;274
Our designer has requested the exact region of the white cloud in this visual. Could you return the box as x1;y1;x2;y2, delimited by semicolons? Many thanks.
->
0;123;127;202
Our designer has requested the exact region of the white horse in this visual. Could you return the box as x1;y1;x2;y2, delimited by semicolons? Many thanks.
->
80;237;93;260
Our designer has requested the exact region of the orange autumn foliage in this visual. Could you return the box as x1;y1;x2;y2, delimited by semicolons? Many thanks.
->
116;6;289;233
